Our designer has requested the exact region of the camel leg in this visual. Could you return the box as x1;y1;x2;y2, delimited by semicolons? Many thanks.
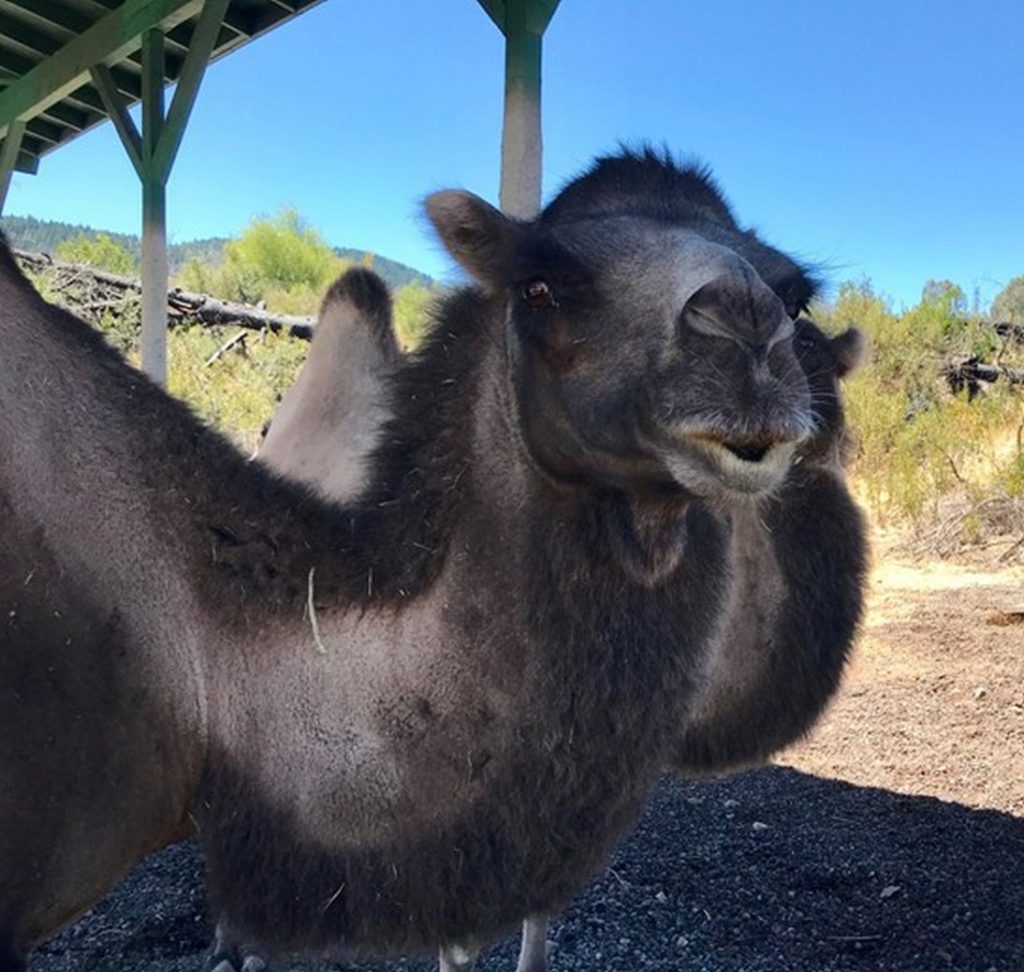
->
438;943;478;971
204;921;268;972
515;917;549;972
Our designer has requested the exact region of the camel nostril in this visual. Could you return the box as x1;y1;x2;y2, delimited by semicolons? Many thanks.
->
723;441;770;463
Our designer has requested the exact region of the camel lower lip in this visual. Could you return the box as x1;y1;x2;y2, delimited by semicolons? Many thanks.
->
657;433;797;496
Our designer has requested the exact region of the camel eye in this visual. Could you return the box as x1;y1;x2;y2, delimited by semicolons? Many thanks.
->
521;278;556;309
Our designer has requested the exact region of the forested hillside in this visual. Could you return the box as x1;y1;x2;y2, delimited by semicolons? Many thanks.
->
0;214;432;291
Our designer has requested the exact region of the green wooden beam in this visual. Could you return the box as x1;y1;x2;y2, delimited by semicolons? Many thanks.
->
4;0;92;35
58;84;110;117
0;26;150;105
14;150;38;175
527;0;560;34
477;0;505;32
0;50;110;118
22;115;64;146
0;0;204;141
89;64;143;178
0;13;64;59
167;6;252;43
478;0;560;35
152;0;231;179
0;118;26;212
37;100;91;134
124;44;189;82
140;28;165;165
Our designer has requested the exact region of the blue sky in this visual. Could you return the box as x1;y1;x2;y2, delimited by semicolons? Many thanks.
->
6;0;1023;310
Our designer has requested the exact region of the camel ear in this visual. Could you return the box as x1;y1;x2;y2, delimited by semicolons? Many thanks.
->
832;327;867;378
426;190;524;290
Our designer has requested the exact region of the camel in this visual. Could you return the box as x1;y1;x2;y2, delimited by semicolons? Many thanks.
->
247;272;867;972
258;267;400;500
0;148;861;972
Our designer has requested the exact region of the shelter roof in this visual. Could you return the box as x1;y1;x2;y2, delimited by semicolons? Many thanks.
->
0;0;322;174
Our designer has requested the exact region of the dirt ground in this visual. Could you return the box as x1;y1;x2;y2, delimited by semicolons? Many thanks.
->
781;534;1024;817
24;532;1024;971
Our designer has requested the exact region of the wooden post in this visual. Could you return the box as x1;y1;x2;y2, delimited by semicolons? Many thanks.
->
479;0;560;219
140;28;168;384
500;3;543;218
141;175;169;383
90;0;231;385
0;119;26;214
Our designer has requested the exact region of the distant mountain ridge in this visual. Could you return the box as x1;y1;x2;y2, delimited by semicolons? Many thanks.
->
0;214;433;291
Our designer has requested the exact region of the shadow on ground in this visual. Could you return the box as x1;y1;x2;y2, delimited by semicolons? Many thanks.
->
26;767;1024;972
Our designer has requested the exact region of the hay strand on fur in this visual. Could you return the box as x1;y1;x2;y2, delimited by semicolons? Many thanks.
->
306;567;327;655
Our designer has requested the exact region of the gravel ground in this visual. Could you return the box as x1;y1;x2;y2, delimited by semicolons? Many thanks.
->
24;553;1024;972
24;769;1024;972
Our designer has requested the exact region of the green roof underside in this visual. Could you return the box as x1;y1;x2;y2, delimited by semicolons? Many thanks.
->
0;0;323;175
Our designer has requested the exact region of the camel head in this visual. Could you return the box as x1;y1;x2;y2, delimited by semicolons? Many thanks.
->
426;149;819;501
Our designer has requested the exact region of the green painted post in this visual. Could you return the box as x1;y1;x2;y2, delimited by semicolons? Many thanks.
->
0;118;26;213
90;64;144;178
87;0;231;384
500;1;543;217
482;0;559;218
140;28;168;385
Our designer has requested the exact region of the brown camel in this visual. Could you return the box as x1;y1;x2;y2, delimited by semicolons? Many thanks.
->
234;162;867;972
0;148;856;972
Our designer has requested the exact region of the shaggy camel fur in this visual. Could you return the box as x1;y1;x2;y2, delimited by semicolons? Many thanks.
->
248;276;867;972
0;149;859;971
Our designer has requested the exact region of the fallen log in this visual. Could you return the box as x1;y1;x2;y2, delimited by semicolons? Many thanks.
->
13;248;315;340
943;356;1024;398
990;320;1024;346
166;289;313;339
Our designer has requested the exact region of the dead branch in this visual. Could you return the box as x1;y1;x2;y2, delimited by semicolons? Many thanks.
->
204;330;249;367
910;493;1024;563
13;248;315;340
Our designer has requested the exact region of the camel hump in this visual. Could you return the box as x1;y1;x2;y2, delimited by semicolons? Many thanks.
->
258;266;400;500
0;232;30;288
318;267;398;362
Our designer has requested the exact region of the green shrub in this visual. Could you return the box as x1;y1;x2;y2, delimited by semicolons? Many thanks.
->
172;209;348;314
393;282;438;348
55;233;137;276
827;280;1024;523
